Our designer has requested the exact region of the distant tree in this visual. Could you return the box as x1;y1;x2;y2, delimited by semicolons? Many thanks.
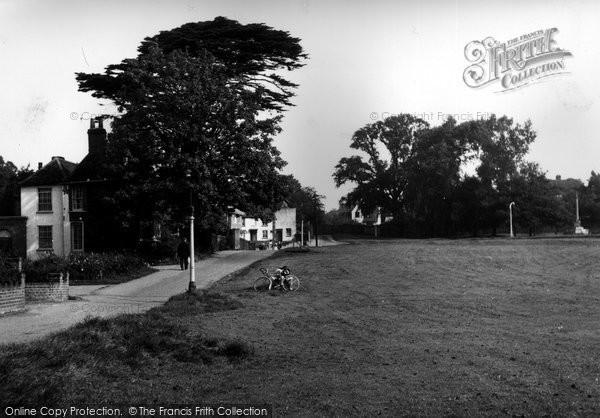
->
403;117;481;236
511;163;569;235
334;113;539;237
322;206;355;225
453;176;487;236
474;115;537;235
281;175;324;223
580;171;600;228
333;114;430;224
0;157;33;216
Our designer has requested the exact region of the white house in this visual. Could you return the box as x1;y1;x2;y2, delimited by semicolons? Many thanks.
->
20;156;77;259
228;205;297;250
349;205;387;225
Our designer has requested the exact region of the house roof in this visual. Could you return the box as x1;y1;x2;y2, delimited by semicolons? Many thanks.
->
68;152;111;183
229;208;246;216
20;157;77;187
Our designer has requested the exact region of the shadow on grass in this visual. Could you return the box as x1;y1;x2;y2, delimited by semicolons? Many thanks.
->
154;289;244;316
0;290;251;406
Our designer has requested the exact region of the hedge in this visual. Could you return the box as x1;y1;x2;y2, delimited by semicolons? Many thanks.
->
22;253;149;283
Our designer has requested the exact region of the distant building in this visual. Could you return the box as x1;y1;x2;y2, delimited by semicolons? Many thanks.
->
342;204;392;225
228;204;297;250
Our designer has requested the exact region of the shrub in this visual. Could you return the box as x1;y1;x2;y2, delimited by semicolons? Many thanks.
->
0;257;21;285
22;255;69;283
137;233;180;265
22;253;149;283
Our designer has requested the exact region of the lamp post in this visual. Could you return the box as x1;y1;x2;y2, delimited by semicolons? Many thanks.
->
509;201;516;238
185;170;196;292
313;198;319;248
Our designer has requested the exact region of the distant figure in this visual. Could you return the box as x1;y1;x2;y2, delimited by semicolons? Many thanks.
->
177;238;190;270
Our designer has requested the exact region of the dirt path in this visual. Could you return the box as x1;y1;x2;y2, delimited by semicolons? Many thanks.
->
0;250;275;345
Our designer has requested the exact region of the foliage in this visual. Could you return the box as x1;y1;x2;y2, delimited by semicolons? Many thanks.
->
76;16;307;112
511;163;571;235
137;232;181;265
0;156;33;216
322;207;357;225
22;255;69;282
333;113;574;237
580;171;600;228
280;175;325;224
0;257;21;284
75;18;307;242
22;253;148;283
334;114;430;222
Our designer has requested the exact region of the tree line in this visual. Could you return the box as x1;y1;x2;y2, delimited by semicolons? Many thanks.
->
333;114;600;237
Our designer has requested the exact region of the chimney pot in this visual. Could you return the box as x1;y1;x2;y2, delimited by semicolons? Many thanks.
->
38;162;43;170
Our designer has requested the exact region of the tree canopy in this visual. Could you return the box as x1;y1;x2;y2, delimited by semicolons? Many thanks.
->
75;18;308;242
333;113;573;237
76;16;307;112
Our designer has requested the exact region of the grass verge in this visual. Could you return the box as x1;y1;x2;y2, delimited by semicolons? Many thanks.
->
0;290;250;406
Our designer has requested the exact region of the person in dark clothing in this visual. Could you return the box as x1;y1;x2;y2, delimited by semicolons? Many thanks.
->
177;238;190;270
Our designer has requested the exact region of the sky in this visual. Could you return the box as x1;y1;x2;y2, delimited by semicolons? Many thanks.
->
0;0;598;210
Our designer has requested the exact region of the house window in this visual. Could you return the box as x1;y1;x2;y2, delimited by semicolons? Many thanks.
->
262;230;268;239
38;188;52;212
286;228;292;237
72;222;84;252
71;186;85;211
38;226;53;250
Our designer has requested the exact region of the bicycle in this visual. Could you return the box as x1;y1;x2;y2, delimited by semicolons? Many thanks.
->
253;267;300;292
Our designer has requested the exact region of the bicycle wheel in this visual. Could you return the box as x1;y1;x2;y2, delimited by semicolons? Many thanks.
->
253;276;271;292
283;275;300;291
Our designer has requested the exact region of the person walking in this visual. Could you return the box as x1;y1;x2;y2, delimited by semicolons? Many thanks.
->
177;237;191;270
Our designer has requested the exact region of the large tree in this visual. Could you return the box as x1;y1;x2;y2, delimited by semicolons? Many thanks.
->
102;46;289;236
403;117;481;235
333;114;430;223
510;162;570;235
474;115;537;234
75;18;307;242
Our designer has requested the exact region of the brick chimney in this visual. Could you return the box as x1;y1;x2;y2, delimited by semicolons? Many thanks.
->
88;117;107;156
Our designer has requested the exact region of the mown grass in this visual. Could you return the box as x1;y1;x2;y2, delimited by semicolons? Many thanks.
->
3;238;600;416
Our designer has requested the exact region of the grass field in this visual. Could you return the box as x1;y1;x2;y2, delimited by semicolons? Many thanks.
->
3;238;600;416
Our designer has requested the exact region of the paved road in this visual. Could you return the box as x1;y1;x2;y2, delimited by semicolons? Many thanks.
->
0;250;276;345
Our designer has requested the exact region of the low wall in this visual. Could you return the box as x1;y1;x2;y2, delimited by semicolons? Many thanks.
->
0;274;26;314
25;273;69;303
